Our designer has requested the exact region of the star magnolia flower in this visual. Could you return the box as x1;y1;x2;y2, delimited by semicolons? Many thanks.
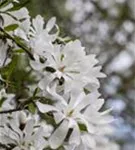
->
0;111;48;150
0;40;11;67
64;124;118;150
29;15;58;60
36;90;113;149
29;15;57;40
0;2;29;29
15;14;57;59
31;40;105;93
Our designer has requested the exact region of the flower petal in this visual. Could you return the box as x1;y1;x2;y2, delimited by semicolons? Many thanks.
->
69;124;80;146
49;119;69;149
36;102;58;113
82;134;96;149
46;17;56;32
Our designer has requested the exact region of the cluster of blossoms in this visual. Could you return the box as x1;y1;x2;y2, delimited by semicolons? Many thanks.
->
0;1;120;150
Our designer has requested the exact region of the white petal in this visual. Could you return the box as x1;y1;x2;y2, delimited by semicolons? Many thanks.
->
68;90;85;110
53;112;65;124
32;15;44;33
98;115;114;124
38;76;53;90
30;60;44;71
49;119;69;149
46;17;56;32
36;102;58;113
91;98;105;111
46;84;67;106
69;125;80;146
82;134;96;149
24;119;35;141
75;91;100;112
9;120;22;137
76;143;86;150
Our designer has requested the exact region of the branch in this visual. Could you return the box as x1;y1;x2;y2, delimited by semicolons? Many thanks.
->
0;108;21;114
0;27;35;60
0;95;40;114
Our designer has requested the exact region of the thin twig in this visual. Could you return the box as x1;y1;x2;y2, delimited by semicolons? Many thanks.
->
0;108;21;114
0;95;40;114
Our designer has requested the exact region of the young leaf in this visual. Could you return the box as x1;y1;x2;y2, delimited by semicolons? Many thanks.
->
7;0;29;11
0;0;14;9
28;103;36;114
4;24;18;32
14;49;25;53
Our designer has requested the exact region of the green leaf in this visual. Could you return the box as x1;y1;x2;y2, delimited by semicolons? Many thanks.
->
7;0;30;11
28;103;36;114
0;98;5;108
4;24;19;32
0;0;14;9
14;49;25;53
0;55;18;80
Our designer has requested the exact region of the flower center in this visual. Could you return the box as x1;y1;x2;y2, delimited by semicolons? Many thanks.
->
59;66;66;72
67;109;74;117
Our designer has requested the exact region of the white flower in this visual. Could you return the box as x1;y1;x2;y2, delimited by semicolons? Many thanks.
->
0;3;30;29
29;15;58;58
30;15;56;36
36;90;113;149
31;40;105;93
0;111;48;150
64;124;118;150
15;15;58;59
